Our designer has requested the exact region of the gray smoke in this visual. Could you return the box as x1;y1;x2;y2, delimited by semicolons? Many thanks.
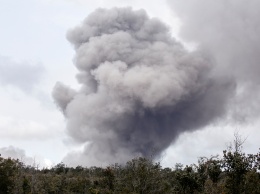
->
0;146;34;165
168;0;260;122
53;7;234;166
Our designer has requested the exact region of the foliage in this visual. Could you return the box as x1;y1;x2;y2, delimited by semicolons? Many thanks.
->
0;156;22;193
0;141;259;194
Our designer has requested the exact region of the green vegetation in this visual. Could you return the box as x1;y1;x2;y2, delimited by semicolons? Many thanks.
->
0;138;259;194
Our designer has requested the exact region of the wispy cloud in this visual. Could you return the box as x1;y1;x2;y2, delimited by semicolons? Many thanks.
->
0;55;45;92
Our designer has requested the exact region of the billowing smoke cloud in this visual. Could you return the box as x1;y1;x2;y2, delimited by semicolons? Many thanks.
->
168;0;260;122
53;7;234;166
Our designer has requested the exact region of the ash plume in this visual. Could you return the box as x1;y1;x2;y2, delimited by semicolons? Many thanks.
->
53;7;234;166
169;0;260;122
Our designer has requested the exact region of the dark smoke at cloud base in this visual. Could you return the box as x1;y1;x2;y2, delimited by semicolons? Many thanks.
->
53;7;235;166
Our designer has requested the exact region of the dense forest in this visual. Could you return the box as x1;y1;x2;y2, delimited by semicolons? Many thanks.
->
0;137;259;194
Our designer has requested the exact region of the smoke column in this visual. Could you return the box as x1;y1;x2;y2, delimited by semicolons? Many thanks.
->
169;0;260;122
53;7;234;166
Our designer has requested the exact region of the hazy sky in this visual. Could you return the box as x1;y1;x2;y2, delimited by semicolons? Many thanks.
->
0;0;259;168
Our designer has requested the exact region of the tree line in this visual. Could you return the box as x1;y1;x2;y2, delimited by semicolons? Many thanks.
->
0;137;259;194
